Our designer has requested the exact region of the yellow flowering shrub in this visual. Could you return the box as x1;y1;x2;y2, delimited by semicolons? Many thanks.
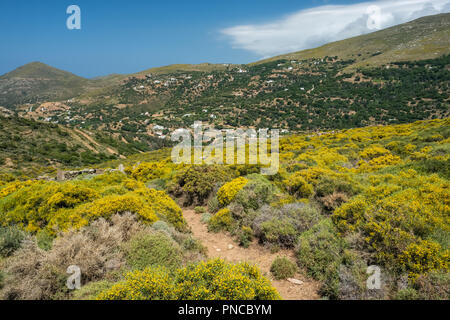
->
96;267;175;300
217;177;248;206
333;197;367;233
134;188;186;231
45;184;99;210
283;173;313;198
359;145;391;160
121;179;146;191
404;144;417;153
0;181;99;233
333;168;449;271
208;208;233;232
97;259;280;300
131;162;172;182
358;154;402;171
0;180;40;198
175;259;280;300
294;167;339;185
400;240;449;279
81;193;158;223
0;173;186;234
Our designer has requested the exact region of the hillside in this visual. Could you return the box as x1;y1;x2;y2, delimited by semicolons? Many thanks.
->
38;52;447;142
0;116;171;175
255;13;450;70
132;63;234;77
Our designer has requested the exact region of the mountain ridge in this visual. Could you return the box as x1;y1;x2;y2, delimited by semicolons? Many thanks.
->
2;13;449;82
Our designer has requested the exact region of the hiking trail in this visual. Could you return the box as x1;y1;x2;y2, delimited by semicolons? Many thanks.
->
183;208;320;300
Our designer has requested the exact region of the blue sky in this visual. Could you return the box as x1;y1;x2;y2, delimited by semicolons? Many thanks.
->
0;0;448;78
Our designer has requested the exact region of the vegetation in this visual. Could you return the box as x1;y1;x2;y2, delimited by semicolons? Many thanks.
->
0;117;448;300
0;14;448;300
96;259;280;300
270;257;297;280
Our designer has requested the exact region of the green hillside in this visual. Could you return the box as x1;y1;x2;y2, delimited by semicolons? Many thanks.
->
0;116;171;175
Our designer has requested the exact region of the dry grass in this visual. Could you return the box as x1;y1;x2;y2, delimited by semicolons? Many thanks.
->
0;213;150;300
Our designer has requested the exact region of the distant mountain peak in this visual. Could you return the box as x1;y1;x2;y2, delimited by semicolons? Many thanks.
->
1;62;85;80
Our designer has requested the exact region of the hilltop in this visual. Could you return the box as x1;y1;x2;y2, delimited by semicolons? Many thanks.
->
255;13;450;70
0;62;85;81
0;62;89;108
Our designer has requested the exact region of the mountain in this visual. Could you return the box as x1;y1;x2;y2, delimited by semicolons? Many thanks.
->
255;13;450;70
0;62;85;81
0;62;89;108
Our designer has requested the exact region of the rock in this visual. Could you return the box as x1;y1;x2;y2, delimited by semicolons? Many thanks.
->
216;248;221;252
56;170;65;181
105;259;122;271
228;244;234;250
287;278;304;285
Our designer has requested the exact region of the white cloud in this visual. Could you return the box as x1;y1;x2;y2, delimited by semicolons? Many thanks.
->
221;0;450;57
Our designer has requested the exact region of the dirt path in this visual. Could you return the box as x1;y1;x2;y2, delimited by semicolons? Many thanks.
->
183;209;320;300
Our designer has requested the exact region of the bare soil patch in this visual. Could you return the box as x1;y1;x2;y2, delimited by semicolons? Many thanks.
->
183;209;320;300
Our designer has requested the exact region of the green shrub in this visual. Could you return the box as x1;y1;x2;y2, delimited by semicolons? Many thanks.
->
270;257;297;280
232;174;275;211
145;179;166;191
0;270;4;289
314;176;359;206
395;288;419;300
181;237;206;254
260;219;297;248
36;229;54;251
72;280;114;300
151;220;172;233
414;158;450;179
170;165;233;205
194;206;206;214
207;197;220;213
201;213;212;224
0;226;26;257
296;219;345;299
238;226;253;248
123;231;182;271
413;271;450;300
253;203;322;248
